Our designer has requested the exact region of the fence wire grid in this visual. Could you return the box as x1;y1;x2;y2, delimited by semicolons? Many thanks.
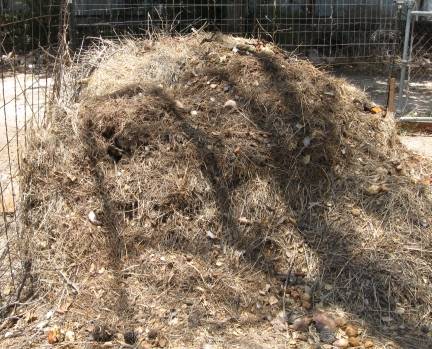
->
0;0;64;302
399;16;432;118
70;0;401;63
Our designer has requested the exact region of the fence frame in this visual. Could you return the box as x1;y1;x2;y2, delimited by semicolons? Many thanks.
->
397;4;432;121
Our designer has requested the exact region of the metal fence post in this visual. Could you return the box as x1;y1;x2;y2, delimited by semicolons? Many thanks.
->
396;0;415;114
68;0;77;50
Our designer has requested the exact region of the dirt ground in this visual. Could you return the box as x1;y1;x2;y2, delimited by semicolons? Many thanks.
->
334;69;432;117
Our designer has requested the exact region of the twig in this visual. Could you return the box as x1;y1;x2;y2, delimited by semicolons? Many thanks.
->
58;270;79;294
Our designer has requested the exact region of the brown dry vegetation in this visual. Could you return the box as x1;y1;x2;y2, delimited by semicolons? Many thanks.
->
3;33;432;348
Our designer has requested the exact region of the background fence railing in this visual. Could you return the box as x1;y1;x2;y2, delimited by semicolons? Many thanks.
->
398;9;432;119
69;0;402;64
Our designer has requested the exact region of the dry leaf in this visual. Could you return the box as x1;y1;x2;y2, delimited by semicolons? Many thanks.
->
64;330;76;342
344;324;358;337
301;300;312;310
88;211;102;226
289;316;312;332
238;217;251;224
313;312;337;331
158;337;168;348
268;295;278;306
351;208;361;217
364;339;374;348
224;100;237;108
47;326;63;344
370;106;383;114
206;230;217;239
302;154;311;165
348;337;361;347
365;184;381;195
333;338;349;348
381;316;393;322
175;100;185;109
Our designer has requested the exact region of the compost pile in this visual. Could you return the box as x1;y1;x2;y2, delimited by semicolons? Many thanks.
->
11;34;432;348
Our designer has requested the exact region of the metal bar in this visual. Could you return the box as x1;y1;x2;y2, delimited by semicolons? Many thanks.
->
410;11;432;16
398;117;432;123
396;0;415;114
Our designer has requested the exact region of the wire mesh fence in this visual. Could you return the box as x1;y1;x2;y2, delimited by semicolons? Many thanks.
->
0;0;63;303
399;16;432;118
70;0;401;64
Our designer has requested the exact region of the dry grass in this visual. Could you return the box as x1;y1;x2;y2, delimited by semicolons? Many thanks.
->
4;33;432;348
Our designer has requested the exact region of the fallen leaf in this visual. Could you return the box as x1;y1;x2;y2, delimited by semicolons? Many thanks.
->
190;110;198;116
238;217;251;224
47;326;63;344
139;342;152;349
324;283;333;291
224;100;237;108
370;106;383;114
289;316;312;332
25;312;38;323
58;298;73;314
64;330;76;342
2;285;12;296
292;331;308;341
351;208;361;217
301;293;311;302
268;295;278;306
210;84;217;89
45;310;55;320
381;316;393;322
335;317;347;328
66;173;77;182
158;337;168;348
348;337;361;347
302;154;311;165
175;100;185;109
88;211;102;226
301;300;312;310
206;230;217;239
365;184;381;195
333;338;349;348
344;324;358;337
364;339;374;348
314;312;337;332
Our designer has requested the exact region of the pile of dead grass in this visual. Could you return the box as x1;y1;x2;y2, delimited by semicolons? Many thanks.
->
9;33;432;348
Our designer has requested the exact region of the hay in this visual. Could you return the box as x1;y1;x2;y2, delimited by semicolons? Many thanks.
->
10;33;432;348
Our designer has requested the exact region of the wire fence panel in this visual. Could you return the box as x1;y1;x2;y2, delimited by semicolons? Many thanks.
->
70;0;401;64
399;15;432;118
0;0;61;302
